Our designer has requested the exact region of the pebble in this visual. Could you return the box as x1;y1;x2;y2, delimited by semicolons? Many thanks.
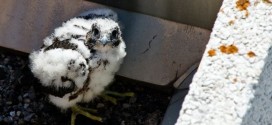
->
129;97;137;103
17;96;23;102
39;104;44;110
18;119;24;125
23;93;29;98
18;103;23;108
24;104;29;109
121;121;126;125
122;103;131;108
97;103;105;108
4;116;13;123
22;111;28;116
26;107;33;112
24;113;34;122
13;116;19;121
3;58;9;64
24;99;31;103
0;65;7;80
6;101;12;105
9;111;16;117
16;111;21;116
29;92;36;100
122;112;131;117
13;121;18;125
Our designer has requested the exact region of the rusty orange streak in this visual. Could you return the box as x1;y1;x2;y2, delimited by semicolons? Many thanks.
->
208;49;216;57
219;45;239;54
247;51;256;57
236;0;250;11
229;20;235;25
263;0;272;3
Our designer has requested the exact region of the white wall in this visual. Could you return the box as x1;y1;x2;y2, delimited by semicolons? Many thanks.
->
176;0;272;124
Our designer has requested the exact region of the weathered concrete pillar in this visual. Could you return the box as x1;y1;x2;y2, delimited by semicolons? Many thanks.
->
176;0;272;124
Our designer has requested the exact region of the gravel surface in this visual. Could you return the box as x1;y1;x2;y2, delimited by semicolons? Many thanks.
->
0;49;171;125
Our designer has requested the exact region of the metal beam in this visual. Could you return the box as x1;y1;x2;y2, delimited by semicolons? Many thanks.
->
88;0;223;30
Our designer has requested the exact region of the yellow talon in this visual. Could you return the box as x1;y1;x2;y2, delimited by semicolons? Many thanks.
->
100;94;117;105
70;105;102;125
104;91;135;97
100;91;135;104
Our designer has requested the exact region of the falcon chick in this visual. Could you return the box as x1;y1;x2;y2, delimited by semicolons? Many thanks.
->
29;8;126;123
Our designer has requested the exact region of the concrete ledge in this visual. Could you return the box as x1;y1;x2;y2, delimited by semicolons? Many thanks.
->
176;0;272;124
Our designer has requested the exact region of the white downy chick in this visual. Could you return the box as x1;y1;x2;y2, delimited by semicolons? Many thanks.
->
29;8;126;109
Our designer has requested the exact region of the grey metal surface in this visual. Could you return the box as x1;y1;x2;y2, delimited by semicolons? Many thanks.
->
173;62;199;88
0;0;211;86
0;0;88;52
161;89;189;125
88;0;223;30
161;68;197;125
117;10;210;86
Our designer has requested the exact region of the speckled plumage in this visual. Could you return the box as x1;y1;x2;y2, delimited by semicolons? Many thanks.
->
29;8;126;109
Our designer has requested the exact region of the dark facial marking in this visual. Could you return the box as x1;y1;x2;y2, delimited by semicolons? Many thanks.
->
110;28;119;40
91;24;100;38
86;24;101;48
110;28;121;47
112;40;121;47
103;60;109;69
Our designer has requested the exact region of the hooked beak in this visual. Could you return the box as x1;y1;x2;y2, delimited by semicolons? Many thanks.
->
101;41;110;46
100;36;110;46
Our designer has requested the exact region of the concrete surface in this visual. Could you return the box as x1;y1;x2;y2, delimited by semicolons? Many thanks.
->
176;0;272;124
0;0;211;86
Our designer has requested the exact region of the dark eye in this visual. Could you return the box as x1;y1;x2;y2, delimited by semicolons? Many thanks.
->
92;28;99;36
111;30;118;39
